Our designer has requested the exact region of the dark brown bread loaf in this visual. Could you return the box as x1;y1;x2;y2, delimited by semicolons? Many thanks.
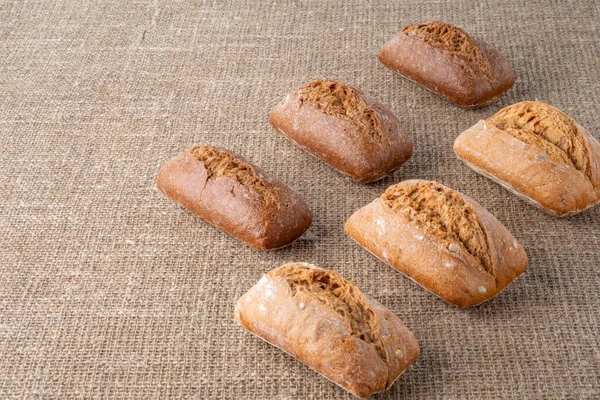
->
454;101;600;216
156;146;312;250
345;180;527;307
379;21;515;108
234;263;420;398
269;79;413;183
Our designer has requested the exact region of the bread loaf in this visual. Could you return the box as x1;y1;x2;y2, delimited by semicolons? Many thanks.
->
234;263;420;398
269;79;413;183
379;21;515;108
345;180;527;307
156;146;312;250
454;101;600;216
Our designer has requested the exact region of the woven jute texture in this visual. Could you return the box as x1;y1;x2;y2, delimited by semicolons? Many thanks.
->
1;0;599;398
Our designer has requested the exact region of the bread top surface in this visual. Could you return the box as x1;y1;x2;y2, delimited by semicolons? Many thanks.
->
270;79;412;182
235;263;419;396
345;180;527;306
189;146;278;206
486;101;595;187
157;146;312;249
381;180;494;277
268;263;387;363
402;21;490;79
293;79;385;142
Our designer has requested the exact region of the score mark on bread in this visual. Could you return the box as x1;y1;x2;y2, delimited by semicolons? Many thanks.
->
381;181;493;275
190;146;277;205
294;79;384;141
403;21;491;78
487;102;593;183
271;264;387;363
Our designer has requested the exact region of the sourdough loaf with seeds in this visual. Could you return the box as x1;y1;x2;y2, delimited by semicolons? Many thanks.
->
379;21;514;108
345;180;527;307
234;263;420;398
156;146;312;250
269;79;413;183
454;101;600;216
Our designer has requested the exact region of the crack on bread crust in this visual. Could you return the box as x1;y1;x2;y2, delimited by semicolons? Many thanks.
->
488;101;593;183
381;181;494;276
295;80;384;141
403;21;491;79
190;146;277;205
270;264;388;365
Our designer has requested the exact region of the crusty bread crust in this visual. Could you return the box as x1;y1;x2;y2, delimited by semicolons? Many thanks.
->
269;79;413;183
454;110;600;216
234;263;420;398
345;180;528;308
156;146;312;250
378;21;515;108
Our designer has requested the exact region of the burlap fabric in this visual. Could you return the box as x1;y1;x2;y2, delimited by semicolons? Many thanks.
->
1;1;598;398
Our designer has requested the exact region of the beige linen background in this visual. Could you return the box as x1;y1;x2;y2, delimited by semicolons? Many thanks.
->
1;0;599;398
